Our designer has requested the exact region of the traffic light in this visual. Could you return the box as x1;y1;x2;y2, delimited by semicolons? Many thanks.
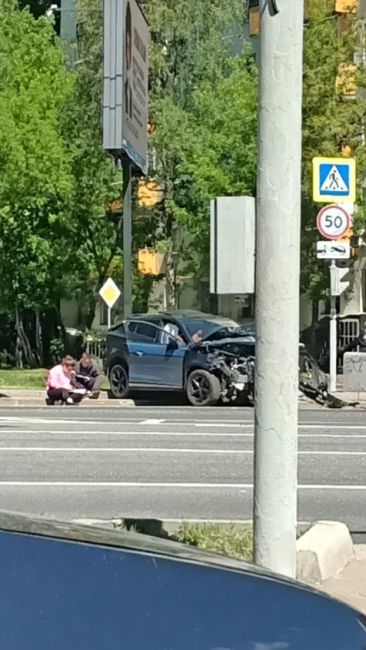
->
248;0;260;35
335;0;357;13
339;227;359;257
330;265;350;296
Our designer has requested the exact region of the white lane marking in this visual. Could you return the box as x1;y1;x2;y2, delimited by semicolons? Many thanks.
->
301;424;366;430
0;417;86;425
0;415;366;431
0;482;364;489
0;429;251;437
198;423;366;431
0;429;365;440
140;419;165;425
0;447;364;456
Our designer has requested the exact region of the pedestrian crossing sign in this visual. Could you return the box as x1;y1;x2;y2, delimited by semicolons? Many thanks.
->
313;157;356;203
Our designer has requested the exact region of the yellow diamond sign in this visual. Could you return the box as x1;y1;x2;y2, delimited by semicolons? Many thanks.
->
99;277;121;309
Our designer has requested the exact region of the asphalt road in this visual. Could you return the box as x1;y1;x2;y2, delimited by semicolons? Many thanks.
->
0;406;364;532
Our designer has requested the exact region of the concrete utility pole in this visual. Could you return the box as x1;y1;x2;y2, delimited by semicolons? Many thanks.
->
254;0;304;578
123;160;133;318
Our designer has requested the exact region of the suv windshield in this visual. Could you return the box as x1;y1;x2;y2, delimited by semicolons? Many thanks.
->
238;323;256;338
185;319;240;341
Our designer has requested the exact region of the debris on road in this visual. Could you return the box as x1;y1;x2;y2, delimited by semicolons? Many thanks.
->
299;381;359;409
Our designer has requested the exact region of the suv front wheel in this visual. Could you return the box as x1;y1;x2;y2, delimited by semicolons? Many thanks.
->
109;363;129;399
186;369;221;407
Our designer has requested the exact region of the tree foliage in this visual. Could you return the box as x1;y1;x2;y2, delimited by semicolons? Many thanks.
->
62;0;121;328
302;4;366;302
147;0;257;288
2;0;364;354
0;1;74;313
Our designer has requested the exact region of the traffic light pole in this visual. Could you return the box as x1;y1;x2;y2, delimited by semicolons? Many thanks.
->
123;160;133;319
254;0;304;578
329;261;338;393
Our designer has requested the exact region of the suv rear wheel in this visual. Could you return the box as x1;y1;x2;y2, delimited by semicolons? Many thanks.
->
186;369;221;407
109;363;129;399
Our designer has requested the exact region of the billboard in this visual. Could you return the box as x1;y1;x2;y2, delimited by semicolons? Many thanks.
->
210;196;255;295
103;0;149;175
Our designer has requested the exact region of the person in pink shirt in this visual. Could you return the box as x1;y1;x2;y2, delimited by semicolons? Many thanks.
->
46;356;83;405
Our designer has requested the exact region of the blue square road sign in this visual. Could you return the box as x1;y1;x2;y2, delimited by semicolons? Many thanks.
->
312;157;356;203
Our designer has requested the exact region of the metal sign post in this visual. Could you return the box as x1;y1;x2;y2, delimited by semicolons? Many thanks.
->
103;0;149;322
315;204;351;392
315;205;351;392
123;160;133;319
329;261;338;393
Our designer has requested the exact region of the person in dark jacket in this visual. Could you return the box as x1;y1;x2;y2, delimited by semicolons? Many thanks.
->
74;352;101;398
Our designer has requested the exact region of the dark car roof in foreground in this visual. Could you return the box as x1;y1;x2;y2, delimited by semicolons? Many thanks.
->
0;510;341;599
1;512;364;649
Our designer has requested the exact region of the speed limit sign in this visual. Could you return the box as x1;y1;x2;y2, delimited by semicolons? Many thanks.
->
316;204;350;241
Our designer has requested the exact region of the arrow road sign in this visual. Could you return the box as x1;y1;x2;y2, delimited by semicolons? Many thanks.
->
312;156;356;203
316;204;350;240
316;240;350;260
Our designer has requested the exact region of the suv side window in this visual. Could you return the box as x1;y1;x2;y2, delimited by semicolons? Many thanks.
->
160;320;188;345
127;321;160;344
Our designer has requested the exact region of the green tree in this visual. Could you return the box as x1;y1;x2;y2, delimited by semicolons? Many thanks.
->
147;0;256;305
63;0;157;324
61;0;121;328
302;4;366;311
0;0;75;362
154;60;257;271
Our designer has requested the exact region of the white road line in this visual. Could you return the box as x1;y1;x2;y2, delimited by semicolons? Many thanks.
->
0;429;251;437
0;481;364;489
0;429;366;440
0;415;366;430
198;423;366;431
0;416;254;426
0;447;364;456
141;419;166;425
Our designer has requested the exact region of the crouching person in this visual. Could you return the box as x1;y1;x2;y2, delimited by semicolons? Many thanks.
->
74;352;101;399
46;356;84;405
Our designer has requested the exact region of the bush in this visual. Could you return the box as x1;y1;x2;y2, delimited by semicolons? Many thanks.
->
175;523;253;562
117;519;253;562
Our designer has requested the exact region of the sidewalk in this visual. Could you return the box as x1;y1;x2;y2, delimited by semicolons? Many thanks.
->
334;391;366;408
0;388;365;409
317;545;366;614
0;389;134;408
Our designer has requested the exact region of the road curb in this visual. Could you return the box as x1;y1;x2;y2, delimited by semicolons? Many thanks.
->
0;398;135;408
296;521;354;584
73;518;354;584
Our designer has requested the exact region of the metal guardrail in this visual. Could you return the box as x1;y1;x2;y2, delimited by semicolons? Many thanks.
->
85;334;106;364
338;317;360;372
338;317;359;350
